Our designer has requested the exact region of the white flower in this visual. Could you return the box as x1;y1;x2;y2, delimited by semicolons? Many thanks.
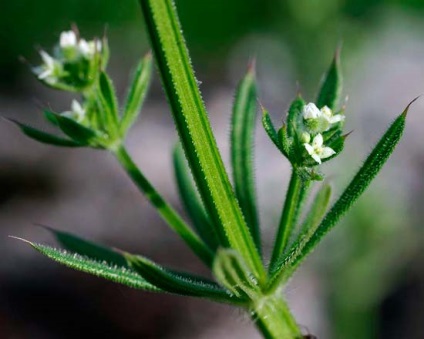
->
61;100;86;123
36;51;60;84
304;133;335;164
60;31;77;48
320;105;344;124
78;39;102;57
303;103;321;119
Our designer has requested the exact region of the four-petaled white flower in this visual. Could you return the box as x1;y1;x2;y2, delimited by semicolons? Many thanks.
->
36;51;61;84
304;133;335;164
61;100;86;123
303;102;344;132
60;31;77;48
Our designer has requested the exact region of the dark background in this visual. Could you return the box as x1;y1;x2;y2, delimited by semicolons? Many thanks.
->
1;0;424;337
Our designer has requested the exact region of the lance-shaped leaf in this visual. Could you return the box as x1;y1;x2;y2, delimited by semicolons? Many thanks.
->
120;53;153;134
213;249;260;300
286;96;305;138
261;107;281;149
173;145;219;251
298;183;332;237
316;48;342;111
230;64;261;253
53;113;99;146
268;100;415;290
126;253;247;305
11;238;159;291
97;72;120;137
39;225;127;267
139;0;265;281
6;118;81;147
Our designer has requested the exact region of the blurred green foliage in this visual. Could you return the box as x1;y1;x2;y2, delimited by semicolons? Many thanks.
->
2;0;424;89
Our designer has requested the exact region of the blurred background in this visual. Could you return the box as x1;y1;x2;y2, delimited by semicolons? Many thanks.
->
1;0;424;338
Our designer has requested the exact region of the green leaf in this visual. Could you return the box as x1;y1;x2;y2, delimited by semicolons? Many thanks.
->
286;96;305;138
173;145;219;251
230;64;261;253
298;183;332;238
6;118;81;147
268;100;415;290
316;48;342;111
44;110;60;126
97;71;120;137
261;107;281;149
139;0;265;281
120;53;153;134
39;225;127;267
212;249;260;300
126;253;246;305
12;238;159;291
53;114;99;146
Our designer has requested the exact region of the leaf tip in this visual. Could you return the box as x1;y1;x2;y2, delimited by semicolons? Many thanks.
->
247;57;256;75
342;130;354;140
8;235;33;246
402;96;421;118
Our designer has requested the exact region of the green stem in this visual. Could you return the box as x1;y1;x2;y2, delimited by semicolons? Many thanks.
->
270;169;302;269
113;145;214;267
252;294;302;339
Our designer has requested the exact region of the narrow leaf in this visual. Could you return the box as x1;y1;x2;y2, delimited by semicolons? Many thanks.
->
139;0;265;280
286;96;305;138
6;118;81;147
126;254;246;305
120;53;153;134
53;114;99;146
44;110;60;126
231;65;261;253
97;72;120;136
269;100;415;289
316;48;342;111
213;249;260;300
39;225;127;267
12;238;159;291
261;107;281;149
173;145;219;251
292;184;332;245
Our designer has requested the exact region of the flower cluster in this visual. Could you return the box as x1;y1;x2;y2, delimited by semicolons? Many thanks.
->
301;102;344;164
33;29;108;92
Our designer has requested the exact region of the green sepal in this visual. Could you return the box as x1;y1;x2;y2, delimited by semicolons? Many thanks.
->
173;145;219;251
120;53;153;135
6;118;81;147
231;65;261;253
126;253;246;305
97;72;120;137
12;238;159;291
268;100;415;290
213;249;261;300
316;48;342;111
261;107;281;149
39;225;127;267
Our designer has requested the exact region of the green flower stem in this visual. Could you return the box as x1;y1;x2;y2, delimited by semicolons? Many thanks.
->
269;169;303;270
252;294;302;339
113;145;214;267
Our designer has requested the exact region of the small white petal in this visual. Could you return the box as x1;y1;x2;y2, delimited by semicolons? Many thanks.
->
320;106;332;118
40;51;55;68
78;39;91;55
311;154;322;164
303;103;321;119
38;69;52;80
304;143;314;155
312;133;323;148
321;147;336;159
328;114;345;124
60;31;77;48
71;100;84;115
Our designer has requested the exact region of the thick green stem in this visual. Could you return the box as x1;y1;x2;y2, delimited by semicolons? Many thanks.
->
252;294;302;339
270;169;303;269
113;145;214;267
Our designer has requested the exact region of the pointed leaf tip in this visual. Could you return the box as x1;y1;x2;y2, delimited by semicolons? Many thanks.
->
247;58;256;75
402;96;420;118
8;236;33;245
342;130;354;140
